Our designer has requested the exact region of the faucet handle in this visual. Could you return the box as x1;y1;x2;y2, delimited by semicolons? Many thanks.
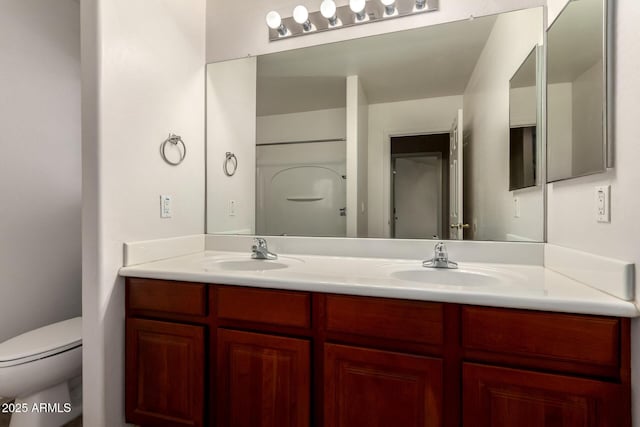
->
434;241;446;253
254;237;267;248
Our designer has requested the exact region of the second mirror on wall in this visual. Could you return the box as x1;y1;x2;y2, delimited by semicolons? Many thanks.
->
206;7;546;242
547;0;612;182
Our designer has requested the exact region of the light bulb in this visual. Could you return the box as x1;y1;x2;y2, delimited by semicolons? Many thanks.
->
381;0;396;16
293;5;313;31
266;11;288;36
321;0;340;26
266;11;282;29
293;5;309;24
350;0;367;21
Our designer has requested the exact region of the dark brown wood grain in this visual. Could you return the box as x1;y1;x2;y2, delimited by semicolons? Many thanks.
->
442;304;461;427
217;286;311;329
463;363;629;427
127;278;207;317
324;343;443;427
123;278;632;427
217;329;311;427
462;306;621;378
125;318;205;427
325;294;444;347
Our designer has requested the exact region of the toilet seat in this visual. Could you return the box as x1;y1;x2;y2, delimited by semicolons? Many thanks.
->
0;317;81;368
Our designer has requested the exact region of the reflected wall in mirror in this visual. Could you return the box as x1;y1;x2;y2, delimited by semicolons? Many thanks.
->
206;7;545;242
509;48;538;191
547;0;610;182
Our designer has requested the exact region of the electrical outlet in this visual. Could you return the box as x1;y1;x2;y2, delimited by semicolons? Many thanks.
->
229;199;237;217
595;185;610;223
513;197;521;218
160;195;172;218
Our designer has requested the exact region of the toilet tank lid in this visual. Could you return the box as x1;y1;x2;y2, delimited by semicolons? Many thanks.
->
0;317;82;363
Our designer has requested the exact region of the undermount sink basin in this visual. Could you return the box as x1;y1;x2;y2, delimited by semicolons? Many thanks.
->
203;256;303;272
391;268;506;287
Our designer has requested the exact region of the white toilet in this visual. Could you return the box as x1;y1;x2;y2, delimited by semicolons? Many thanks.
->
0;317;82;427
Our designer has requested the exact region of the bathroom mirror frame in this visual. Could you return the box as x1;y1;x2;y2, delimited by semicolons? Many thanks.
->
205;7;549;243
545;0;614;183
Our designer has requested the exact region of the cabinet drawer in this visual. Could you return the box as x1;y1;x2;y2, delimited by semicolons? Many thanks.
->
127;278;207;317
216;286;311;329
325;295;444;347
462;306;620;370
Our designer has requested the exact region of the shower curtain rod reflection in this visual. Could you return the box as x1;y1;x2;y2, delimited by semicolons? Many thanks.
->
257;138;346;147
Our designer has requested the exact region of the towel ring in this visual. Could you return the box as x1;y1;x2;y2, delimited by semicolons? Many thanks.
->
160;133;186;166
223;152;238;176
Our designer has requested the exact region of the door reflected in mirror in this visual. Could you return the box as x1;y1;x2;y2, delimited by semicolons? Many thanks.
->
206;7;545;242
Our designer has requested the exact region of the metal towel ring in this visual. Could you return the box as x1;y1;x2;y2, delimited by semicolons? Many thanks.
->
160;133;186;166
223;152;238;176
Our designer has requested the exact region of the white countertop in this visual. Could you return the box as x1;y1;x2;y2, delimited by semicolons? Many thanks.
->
119;250;639;317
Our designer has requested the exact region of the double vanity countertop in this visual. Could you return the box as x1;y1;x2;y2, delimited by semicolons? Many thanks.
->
119;249;639;318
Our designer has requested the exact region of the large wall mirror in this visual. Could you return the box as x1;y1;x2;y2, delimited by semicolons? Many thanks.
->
206;7;545;242
547;0;612;182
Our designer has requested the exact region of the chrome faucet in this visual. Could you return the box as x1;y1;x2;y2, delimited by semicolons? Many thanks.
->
423;242;458;269
251;237;278;260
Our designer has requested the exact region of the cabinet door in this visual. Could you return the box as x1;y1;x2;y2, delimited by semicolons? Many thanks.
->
126;318;205;427
463;363;628;427
217;329;310;427
324;343;443;427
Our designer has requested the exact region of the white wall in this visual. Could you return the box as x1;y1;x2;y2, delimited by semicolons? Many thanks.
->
510;86;537;126
207;58;257;234
257;108;346;144
571;59;604;176
463;8;544;242
346;76;369;237
0;0;81;342
547;82;573;180
82;0;206;425
206;0;544;63
545;1;640;425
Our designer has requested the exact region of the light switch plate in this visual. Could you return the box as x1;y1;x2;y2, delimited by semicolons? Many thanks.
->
513;197;521;218
595;185;610;223
160;195;172;218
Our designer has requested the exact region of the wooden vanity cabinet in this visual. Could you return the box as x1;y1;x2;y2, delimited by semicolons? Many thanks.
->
217;329;311;427
460;306;631;427
124;278;631;427
125;279;209;427
213;286;313;427
321;295;447;427
126;318;206;427
324;343;443;427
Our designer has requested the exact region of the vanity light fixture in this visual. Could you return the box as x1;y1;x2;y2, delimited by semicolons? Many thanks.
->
266;0;439;42
293;5;314;32
266;11;288;37
381;0;397;17
350;0;367;21
320;0;340;27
